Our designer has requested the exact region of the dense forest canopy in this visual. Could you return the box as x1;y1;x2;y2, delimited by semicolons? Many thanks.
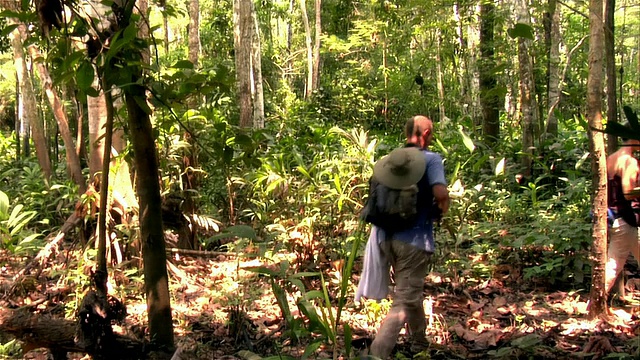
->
0;0;640;358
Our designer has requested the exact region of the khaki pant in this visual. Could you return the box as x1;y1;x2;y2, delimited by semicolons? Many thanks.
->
606;218;640;294
370;240;431;359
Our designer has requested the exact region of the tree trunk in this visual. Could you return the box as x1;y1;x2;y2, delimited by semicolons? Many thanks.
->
604;0;617;153
27;42;87;193
137;0;151;65
124;83;174;349
181;0;201;229
545;0;561;137
188;0;200;68
9;19;52;180
300;0;314;98
163;10;170;54
108;0;175;346
312;0;321;92
15;77;22;159
436;27;446;122
87;81;107;182
250;0;264;129
479;2;501;146
468;3;482;129
517;0;537;177
453;3;469;115
587;0;608;319
234;0;253;128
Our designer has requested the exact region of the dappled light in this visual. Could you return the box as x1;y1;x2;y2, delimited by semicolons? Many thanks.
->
1;0;640;358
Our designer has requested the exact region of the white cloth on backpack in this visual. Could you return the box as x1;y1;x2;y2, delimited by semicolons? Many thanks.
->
355;226;390;302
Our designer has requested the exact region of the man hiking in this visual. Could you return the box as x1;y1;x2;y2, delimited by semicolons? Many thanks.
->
357;115;449;359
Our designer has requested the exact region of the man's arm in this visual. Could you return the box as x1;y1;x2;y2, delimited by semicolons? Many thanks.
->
433;184;450;214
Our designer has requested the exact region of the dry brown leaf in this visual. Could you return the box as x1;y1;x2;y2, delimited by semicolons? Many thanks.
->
493;296;507;307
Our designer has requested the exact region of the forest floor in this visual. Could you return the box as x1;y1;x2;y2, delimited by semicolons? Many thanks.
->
1;247;639;360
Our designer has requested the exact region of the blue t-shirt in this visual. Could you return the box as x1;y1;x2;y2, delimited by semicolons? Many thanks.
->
391;150;447;252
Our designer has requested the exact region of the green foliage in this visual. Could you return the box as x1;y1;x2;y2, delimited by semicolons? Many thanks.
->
0;190;41;255
0;338;22;359
245;228;362;360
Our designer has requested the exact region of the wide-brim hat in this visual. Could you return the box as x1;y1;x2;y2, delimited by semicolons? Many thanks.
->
373;147;426;189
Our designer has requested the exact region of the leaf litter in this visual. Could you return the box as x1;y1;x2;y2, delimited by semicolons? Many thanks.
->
0;249;639;359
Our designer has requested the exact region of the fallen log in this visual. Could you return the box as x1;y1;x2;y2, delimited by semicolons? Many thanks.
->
0;308;145;360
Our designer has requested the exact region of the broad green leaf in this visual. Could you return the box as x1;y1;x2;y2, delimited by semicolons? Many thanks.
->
243;266;277;276
458;126;475;153
0;191;8;220
344;323;353;356
304;290;324;300
172;60;194;69
495;158;506;176
0;24;19;37
512;334;541;348
301;339;323;359
290;272;320;278
236;350;263;360
623;105;640;132
507;23;535;40
20;233;41;244
76;61;95;90
224;225;257;240
133;95;152;115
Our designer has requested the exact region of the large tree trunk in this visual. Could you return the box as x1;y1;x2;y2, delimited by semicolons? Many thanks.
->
544;0;561;137
234;0;253;128
300;0;314;98
517;0;537;177
479;1;501;147
27;43;87;193
604;0;617;153
9;19;52;180
250;0;264;129
587;0;608;319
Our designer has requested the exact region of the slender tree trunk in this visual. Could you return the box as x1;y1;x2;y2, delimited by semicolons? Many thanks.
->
300;0;313;98
250;1;264;129
587;0;608;319
9;19;52;179
137;0;151;65
163;11;170;54
605;0;617;153
479;2;501;146
15;77;22;159
453;2;469;116
545;0;561;137
188;0;200;68
469;3;482;129
28;43;87;193
124;83;174;348
517;0;536;177
97;79;115;279
436;27;446;122
182;0;201;226
233;0;253;128
312;0;321;92
287;0;294;85
87;81;106;181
